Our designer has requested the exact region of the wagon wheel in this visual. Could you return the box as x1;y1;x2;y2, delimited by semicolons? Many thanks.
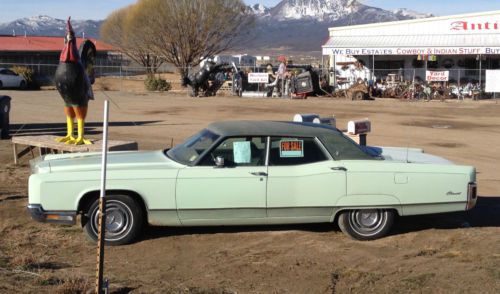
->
351;91;365;101
394;85;404;98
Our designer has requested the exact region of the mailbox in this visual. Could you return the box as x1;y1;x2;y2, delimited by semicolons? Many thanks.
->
347;119;371;135
347;119;371;146
293;113;320;123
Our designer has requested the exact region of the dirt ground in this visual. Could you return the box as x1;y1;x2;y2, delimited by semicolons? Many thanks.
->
0;88;499;293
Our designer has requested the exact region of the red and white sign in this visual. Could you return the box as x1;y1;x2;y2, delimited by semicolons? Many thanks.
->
426;71;449;82
451;21;500;31
248;73;269;83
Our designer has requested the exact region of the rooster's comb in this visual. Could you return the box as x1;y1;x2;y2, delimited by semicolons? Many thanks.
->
66;17;74;35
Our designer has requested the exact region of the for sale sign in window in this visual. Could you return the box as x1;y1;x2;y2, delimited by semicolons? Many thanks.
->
280;140;304;158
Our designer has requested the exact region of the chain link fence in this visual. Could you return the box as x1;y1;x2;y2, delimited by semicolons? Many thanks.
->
2;61;499;100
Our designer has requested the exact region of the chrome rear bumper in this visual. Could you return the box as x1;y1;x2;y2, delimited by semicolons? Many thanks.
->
27;204;76;225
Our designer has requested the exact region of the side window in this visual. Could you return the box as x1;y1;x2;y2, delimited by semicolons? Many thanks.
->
269;137;328;166
199;137;266;166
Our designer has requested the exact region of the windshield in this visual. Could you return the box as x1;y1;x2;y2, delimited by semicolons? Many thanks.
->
166;129;220;165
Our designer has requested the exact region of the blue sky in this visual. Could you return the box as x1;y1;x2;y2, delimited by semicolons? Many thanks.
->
1;0;500;22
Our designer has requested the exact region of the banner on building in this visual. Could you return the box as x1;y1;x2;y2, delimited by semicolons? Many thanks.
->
486;70;500;92
426;71;449;82
323;47;500;56
248;73;269;83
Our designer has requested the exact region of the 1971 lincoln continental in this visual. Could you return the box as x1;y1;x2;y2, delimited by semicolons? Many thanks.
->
28;121;477;245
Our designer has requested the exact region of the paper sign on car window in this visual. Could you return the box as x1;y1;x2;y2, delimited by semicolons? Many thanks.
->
233;141;251;163
280;140;304;158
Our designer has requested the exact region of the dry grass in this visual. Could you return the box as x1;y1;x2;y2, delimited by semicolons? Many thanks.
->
54;276;92;294
93;73;184;92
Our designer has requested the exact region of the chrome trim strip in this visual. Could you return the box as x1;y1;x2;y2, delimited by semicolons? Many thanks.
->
265;136;270;166
314;137;333;160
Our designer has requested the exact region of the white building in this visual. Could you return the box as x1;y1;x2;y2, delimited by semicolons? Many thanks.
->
322;10;500;87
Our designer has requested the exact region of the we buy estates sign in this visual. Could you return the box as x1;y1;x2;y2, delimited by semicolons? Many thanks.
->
426;71;450;82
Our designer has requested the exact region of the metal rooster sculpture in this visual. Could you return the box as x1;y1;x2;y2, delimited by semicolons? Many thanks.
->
54;17;96;145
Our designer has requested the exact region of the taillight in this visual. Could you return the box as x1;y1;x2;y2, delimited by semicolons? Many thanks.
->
466;182;477;210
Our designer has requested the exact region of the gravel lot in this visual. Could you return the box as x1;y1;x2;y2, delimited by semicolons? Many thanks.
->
0;89;499;293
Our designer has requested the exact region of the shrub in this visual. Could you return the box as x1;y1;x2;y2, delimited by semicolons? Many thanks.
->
144;76;171;92
11;66;39;89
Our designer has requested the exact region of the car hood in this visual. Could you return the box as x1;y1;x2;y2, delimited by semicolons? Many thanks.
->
363;146;454;164
33;150;183;173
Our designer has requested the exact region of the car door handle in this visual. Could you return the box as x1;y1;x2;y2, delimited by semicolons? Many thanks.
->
331;167;347;171
250;172;268;176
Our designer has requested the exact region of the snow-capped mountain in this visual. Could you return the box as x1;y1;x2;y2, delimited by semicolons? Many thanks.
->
0;15;102;38
263;0;432;22
0;1;433;54
243;0;433;53
250;4;271;16
268;0;359;21
392;8;433;20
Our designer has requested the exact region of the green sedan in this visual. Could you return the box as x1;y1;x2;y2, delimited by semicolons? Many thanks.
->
27;121;477;245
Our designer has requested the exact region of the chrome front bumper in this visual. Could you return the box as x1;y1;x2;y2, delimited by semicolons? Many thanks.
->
27;204;76;225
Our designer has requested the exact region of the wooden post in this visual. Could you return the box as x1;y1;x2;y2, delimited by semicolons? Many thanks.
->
95;100;110;294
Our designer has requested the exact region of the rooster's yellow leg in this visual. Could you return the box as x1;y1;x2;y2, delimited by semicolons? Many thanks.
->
55;116;75;143
72;118;92;145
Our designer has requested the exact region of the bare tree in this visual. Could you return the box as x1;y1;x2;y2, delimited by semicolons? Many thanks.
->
101;5;164;74
134;0;255;77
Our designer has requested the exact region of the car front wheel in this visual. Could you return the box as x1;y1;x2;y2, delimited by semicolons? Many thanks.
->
338;209;395;240
83;194;144;246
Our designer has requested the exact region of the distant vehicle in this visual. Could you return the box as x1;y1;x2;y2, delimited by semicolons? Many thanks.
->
27;121;477;245
0;68;27;89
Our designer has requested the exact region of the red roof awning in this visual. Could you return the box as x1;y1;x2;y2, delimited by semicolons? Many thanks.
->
0;36;115;52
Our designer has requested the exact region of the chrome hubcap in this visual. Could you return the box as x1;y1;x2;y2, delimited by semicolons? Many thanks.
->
91;200;134;241
349;209;387;237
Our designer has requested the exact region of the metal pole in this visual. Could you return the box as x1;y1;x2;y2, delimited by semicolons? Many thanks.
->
95;100;110;294
478;54;482;100
412;69;416;98
372;54;375;81
321;54;324;77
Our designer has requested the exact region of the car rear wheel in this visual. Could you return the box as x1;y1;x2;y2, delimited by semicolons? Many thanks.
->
83;194;144;246
19;80;27;90
0;81;3;89
338;209;394;240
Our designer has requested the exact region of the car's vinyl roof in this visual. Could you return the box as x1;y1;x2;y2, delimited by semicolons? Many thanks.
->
206;120;340;137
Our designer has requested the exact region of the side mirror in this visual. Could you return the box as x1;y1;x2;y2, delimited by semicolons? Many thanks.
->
214;156;225;168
